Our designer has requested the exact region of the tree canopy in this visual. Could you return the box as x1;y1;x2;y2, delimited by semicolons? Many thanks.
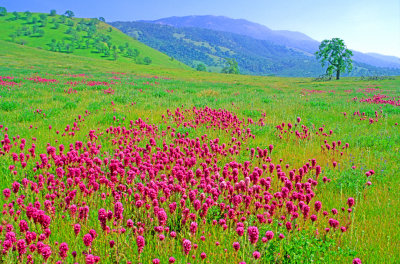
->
143;56;152;65
0;7;6;16
221;58;239;74
315;38;353;80
196;63;206;71
64;10;75;18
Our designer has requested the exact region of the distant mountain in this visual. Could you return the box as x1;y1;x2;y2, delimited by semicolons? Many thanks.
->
363;53;400;68
144;15;319;54
351;51;400;69
142;15;400;70
111;21;400;77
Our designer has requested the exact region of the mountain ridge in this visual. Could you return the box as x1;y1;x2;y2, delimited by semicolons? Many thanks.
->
138;15;400;69
140;15;319;54
111;20;400;77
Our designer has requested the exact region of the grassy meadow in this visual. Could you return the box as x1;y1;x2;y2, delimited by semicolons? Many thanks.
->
0;20;399;264
0;12;188;69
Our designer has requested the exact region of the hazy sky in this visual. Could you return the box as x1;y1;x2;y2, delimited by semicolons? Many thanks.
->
2;0;399;57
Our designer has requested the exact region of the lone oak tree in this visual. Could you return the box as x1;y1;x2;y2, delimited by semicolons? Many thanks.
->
64;10;75;18
315;38;353;80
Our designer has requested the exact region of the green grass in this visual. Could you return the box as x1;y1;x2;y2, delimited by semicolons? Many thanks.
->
0;29;399;264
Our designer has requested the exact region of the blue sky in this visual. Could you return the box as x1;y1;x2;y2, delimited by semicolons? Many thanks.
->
1;0;399;57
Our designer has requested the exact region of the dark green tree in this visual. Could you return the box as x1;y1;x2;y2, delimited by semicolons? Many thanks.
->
196;63;207;71
37;29;45;37
99;17;105;22
25;29;32;36
32;25;39;34
315;38;353;80
90;18;99;25
66;27;73;34
39;14;47;27
95;42;105;53
0;7;7;16
49;39;57;51
221;58;239;74
59;15;66;24
126;48;139;58
49;9;57;16
64;10;74;18
12;11;20;20
19;39;28;45
126;48;133;57
87;25;97;38
66;42;74;53
105;40;112;50
56;41;64;52
24;11;32;20
143;56;152;65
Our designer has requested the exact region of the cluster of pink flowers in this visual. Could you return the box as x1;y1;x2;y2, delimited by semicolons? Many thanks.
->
353;94;400;107
247;226;259;244
137;236;145;253
26;76;58;83
356;86;380;93
0;105;366;263
351;110;382;124
276;119;336;140
182;239;192;255
0;76;20;87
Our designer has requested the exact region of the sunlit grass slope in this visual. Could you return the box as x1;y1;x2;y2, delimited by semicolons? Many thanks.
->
0;12;189;69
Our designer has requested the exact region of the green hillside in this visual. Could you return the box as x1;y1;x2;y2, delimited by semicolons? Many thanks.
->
111;21;400;77
0;39;285;85
0;11;189;69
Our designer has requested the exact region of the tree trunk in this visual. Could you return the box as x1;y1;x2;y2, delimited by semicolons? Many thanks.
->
336;69;340;80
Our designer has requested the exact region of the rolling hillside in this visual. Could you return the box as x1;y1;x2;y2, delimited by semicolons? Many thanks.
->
0;39;283;85
146;15;319;54
143;15;400;70
111;21;400;77
0;11;188;69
